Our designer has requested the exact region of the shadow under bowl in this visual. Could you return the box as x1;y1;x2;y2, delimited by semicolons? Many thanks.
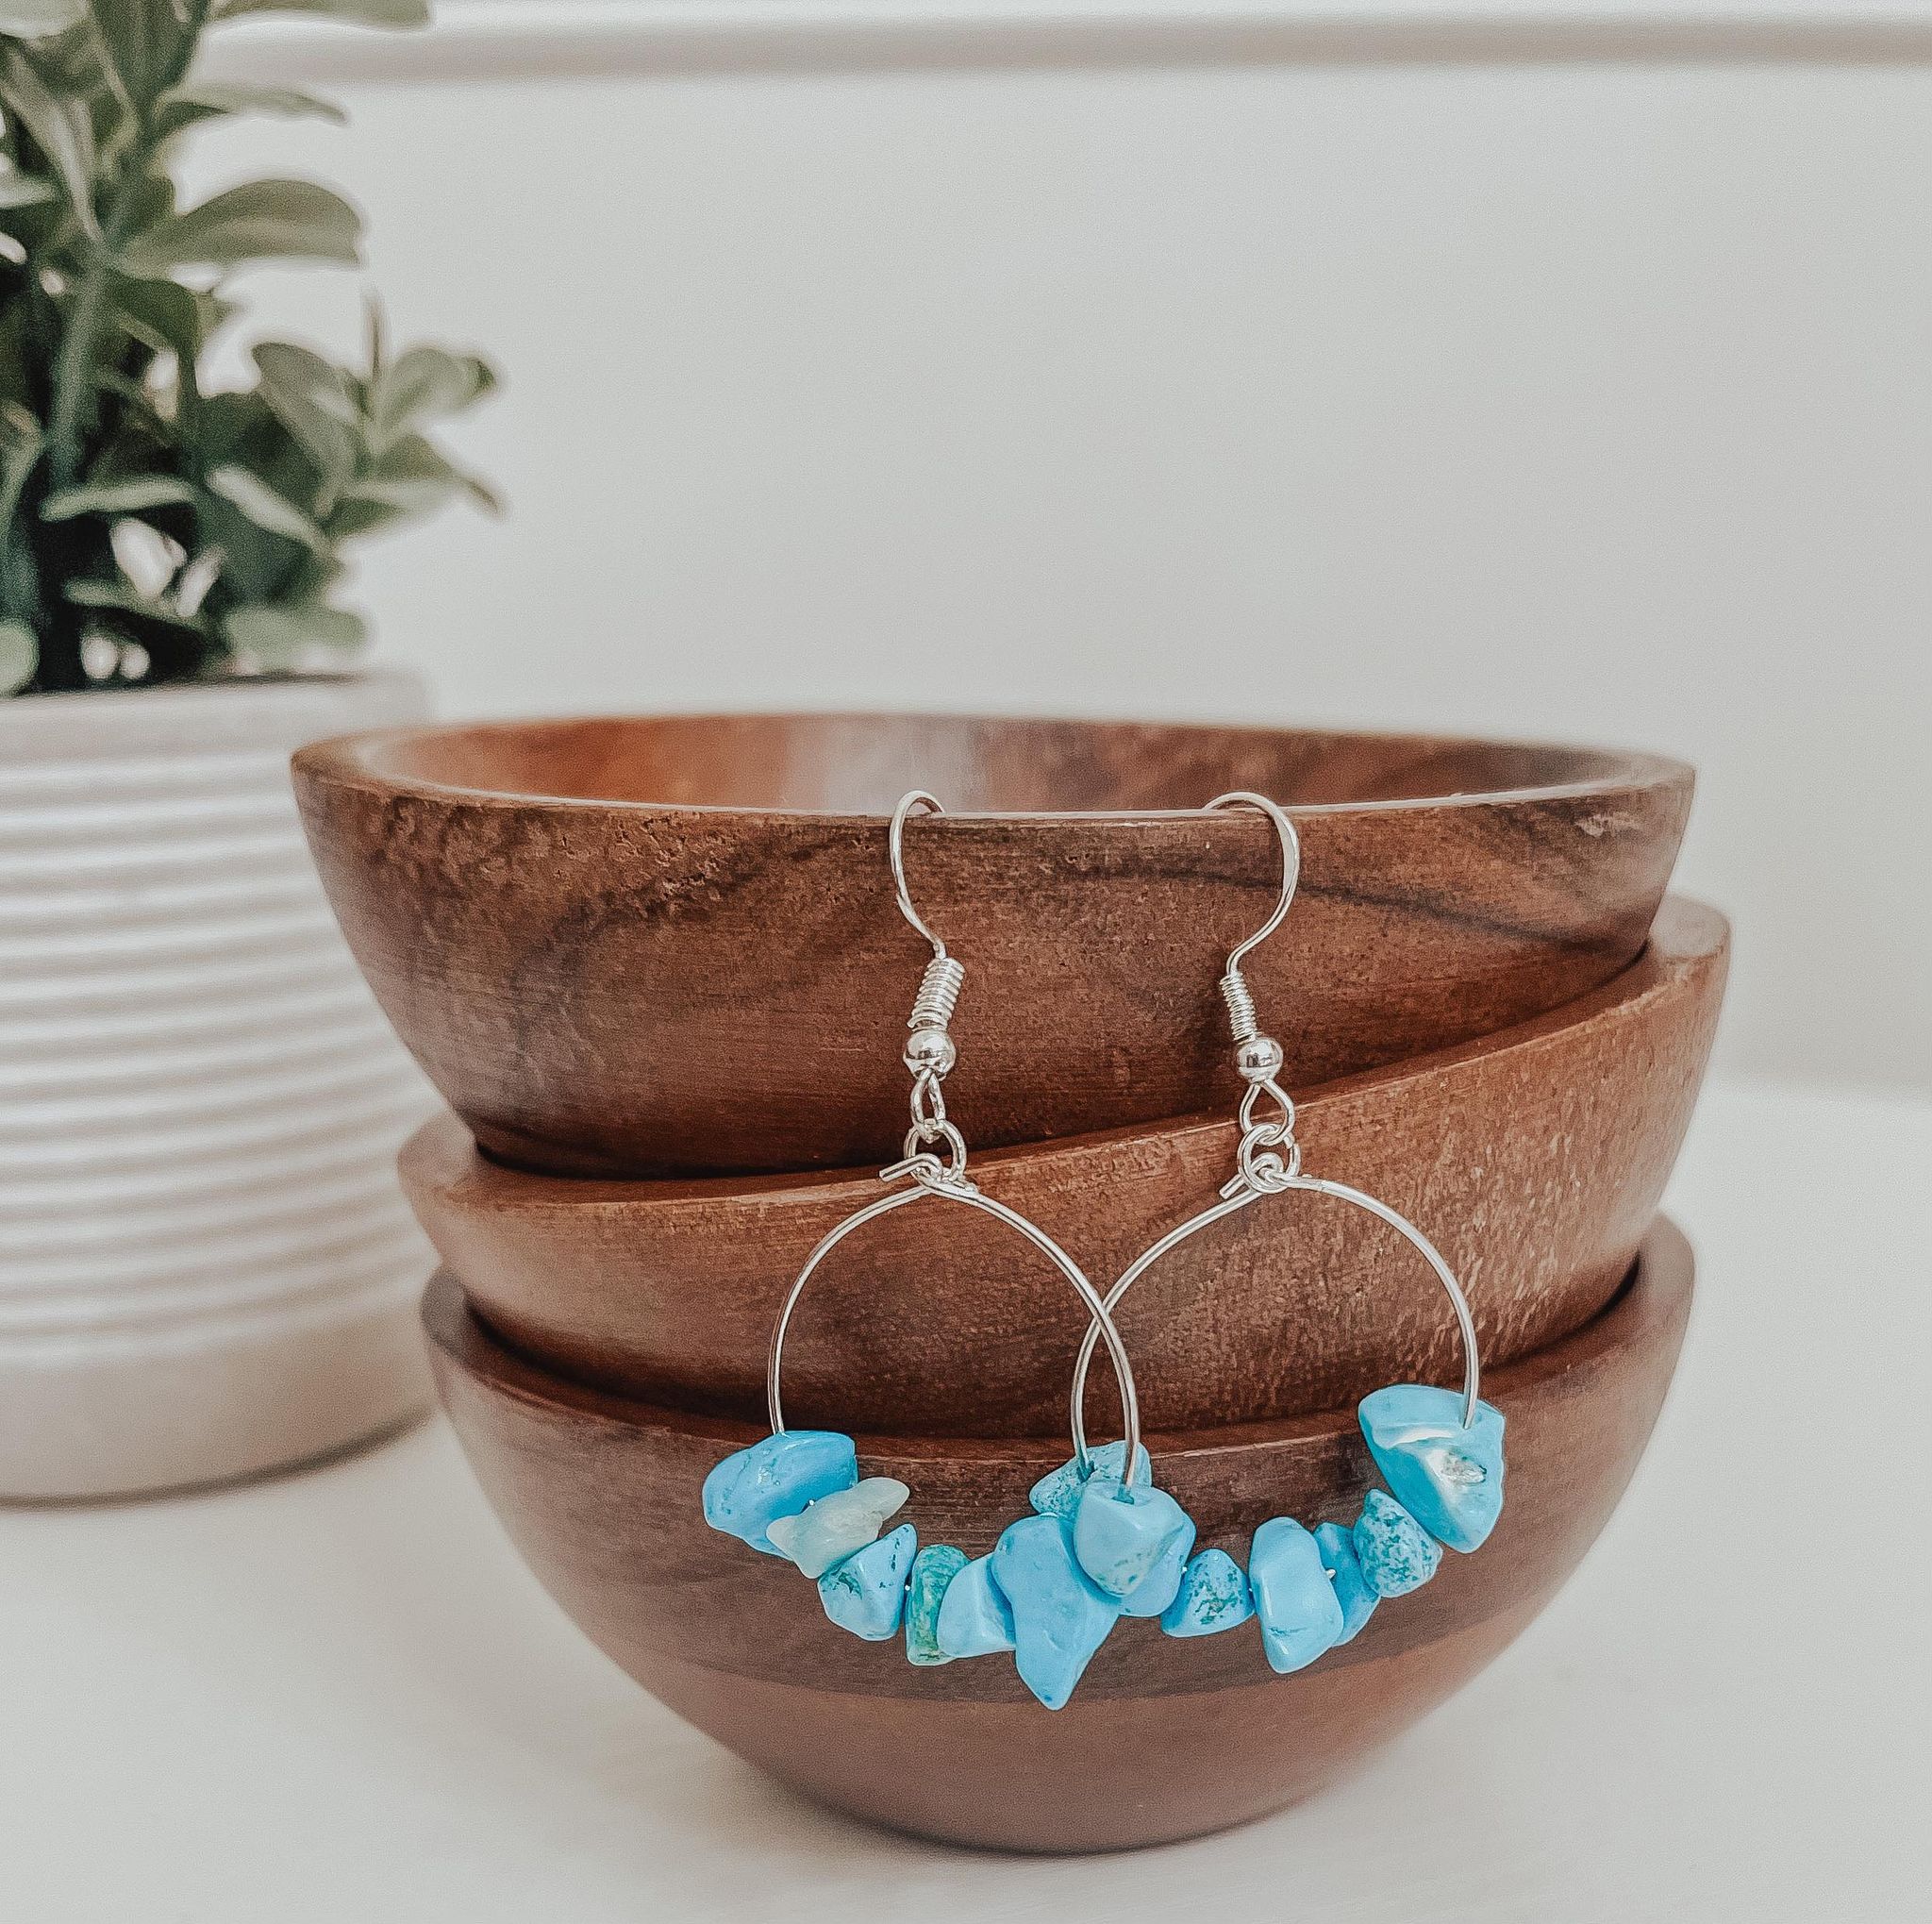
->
296;712;1692;1177
404;898;1724;1435
425;1215;1693;1852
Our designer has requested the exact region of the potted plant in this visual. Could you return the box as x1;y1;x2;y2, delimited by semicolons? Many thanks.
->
0;0;496;1497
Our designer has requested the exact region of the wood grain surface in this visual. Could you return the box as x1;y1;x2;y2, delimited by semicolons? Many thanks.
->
425;1216;1693;1851
402;897;1724;1434
296;713;1693;1176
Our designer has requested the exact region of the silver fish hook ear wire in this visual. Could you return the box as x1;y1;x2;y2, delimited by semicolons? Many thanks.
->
1203;789;1303;1176
889;788;949;956
885;789;969;1177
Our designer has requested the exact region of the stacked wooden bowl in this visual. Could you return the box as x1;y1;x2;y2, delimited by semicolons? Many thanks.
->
295;714;1724;1853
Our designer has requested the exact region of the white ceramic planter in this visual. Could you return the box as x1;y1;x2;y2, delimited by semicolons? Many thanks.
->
0;672;438;1498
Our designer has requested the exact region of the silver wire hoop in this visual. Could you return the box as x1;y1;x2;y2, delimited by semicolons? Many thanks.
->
1067;1171;1482;1464
767;1174;1144;1484
766;789;1146;1487
1068;789;1482;1460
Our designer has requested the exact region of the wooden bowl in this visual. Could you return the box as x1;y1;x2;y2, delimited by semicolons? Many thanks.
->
294;714;1692;1177
426;1216;1693;1852
402;897;1724;1435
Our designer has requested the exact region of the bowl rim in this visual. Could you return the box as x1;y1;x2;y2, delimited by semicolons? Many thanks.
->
425;1215;1692;1457
293;710;1693;823
400;895;1728;1217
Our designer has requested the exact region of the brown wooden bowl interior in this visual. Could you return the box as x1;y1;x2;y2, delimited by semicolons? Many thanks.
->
297;713;1692;1176
404;897;1724;1435
425;1215;1692;1852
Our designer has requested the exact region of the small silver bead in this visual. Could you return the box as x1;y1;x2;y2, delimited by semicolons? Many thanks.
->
904;1027;958;1077
1235;1034;1284;1082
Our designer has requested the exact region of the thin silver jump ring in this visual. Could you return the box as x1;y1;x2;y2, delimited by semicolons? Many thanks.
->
1237;1127;1301;1192
897;1117;969;1179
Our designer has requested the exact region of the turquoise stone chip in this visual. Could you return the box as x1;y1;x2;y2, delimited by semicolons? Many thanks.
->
1159;1548;1254;1638
701;1430;857;1554
1027;1441;1153;1519
766;1477;908;1579
991;1514;1122;1710
1073;1479;1196;1603
818;1524;917;1641
905;1544;969;1665
1248;1516;1345;1674
1358;1383;1507;1552
1314;1520;1379;1644
1353;1488;1442;1597
1119;1518;1195;1618
934;1553;1015;1659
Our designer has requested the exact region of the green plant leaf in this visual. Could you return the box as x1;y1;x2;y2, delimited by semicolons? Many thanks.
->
120;179;362;274
0;426;44;614
192;392;324;599
90;0;186;114
224;598;364;663
212;0;429;25
335;445;451;516
109;274;205;375
0;43;99;241
367;344;495;449
41;475;195;520
0;168;58;210
155;81;346;139
0;2;84;37
340;430;497;523
0;617;36;693
65;577;200;624
0;305;34;419
207;462;331;554
251;341;357;494
1;421;45;502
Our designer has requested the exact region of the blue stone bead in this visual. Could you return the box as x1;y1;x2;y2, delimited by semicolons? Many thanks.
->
765;1477;908;1578
1248;1517;1346;1674
1314;1520;1379;1644
700;1430;857;1554
991;1514;1122;1711
904;1544;969;1666
1119;1518;1195;1619
1160;1548;1254;1638
1073;1479;1196;1604
1358;1383;1507;1552
1353;1488;1442;1597
818;1524;917;1641
934;1553;1015;1659
1027;1441;1153;1519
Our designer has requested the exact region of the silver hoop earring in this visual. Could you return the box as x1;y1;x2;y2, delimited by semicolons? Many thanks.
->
701;792;1182;1711
1062;791;1507;1672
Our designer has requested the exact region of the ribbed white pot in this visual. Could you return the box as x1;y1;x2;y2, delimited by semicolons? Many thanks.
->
0;672;438;1498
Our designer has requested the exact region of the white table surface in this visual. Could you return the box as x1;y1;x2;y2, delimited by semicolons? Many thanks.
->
6;1079;1928;1922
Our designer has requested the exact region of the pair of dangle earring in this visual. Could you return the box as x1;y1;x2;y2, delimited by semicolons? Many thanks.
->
702;790;1507;1709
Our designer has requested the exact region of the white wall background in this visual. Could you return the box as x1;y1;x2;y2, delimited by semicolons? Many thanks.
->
195;2;1932;1094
